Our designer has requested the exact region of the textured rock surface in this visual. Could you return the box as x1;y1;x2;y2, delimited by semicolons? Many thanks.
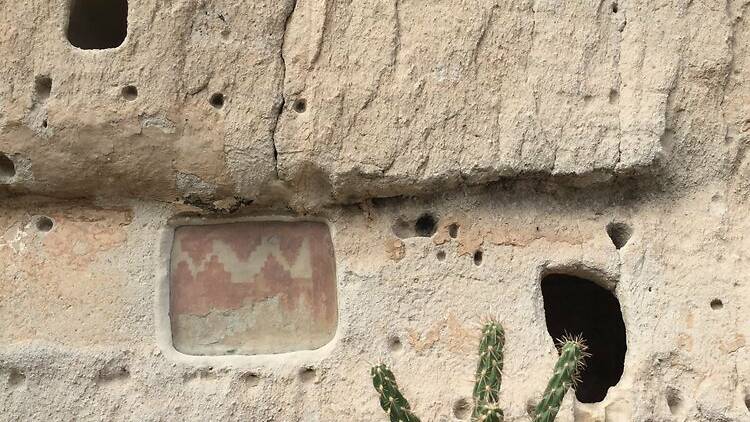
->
3;0;737;204
1;0;750;421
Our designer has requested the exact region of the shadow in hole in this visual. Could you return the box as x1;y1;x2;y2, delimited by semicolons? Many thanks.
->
541;273;626;403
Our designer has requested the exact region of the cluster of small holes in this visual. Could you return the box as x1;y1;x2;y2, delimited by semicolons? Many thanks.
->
121;85;138;101
710;299;723;310
452;398;470;420
210;93;225;109
0;153;16;181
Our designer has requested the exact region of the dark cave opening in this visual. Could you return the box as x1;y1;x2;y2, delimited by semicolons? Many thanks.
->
541;273;627;403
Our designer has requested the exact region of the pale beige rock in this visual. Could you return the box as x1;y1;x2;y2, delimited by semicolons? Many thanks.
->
1;0;750;421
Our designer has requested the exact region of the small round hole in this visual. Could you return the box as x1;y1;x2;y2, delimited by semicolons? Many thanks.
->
388;336;403;353
606;222;632;249
611;2;618;13
710;299;723;310
41;119;48;128
0;153;16;181
293;98;307;113
436;250;446;261
210;93;225;109
121;85;138;101
36;216;54;232
448;223;459;239
473;250;483;266
299;367;316;383
35;76;52;101
240;372;260;387
7;369;25;387
452;398;470;420
666;387;683;415
414;213;437;237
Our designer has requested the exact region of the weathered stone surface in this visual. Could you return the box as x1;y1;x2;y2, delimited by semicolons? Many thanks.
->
169;221;338;355
0;0;290;201
1;0;750;421
1;0;738;204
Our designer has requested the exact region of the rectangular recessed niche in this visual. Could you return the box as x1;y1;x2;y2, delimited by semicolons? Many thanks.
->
67;0;128;50
169;220;338;356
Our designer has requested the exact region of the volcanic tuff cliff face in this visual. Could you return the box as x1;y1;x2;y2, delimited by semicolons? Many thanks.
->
1;0;749;421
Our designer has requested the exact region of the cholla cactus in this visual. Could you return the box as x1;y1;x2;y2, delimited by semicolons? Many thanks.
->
369;324;588;422
472;320;505;420
370;364;421;422
532;337;589;422
475;403;504;422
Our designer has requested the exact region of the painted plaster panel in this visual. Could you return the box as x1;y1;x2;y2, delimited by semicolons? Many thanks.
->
169;221;337;355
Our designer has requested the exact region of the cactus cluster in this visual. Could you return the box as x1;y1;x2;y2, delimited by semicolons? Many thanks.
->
369;320;588;422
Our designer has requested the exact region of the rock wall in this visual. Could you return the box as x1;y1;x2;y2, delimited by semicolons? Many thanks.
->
1;0;749;421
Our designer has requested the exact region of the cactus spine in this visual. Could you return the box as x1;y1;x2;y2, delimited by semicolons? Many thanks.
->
369;324;588;422
371;364;421;422
475;403;504;422
532;337;588;422
472;320;505;421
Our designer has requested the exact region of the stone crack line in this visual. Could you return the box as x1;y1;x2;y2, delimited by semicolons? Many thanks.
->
270;0;299;180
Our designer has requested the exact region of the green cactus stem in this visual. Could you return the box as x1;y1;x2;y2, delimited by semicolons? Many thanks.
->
533;337;589;422
371;364;421;422
475;403;504;422
471;320;505;420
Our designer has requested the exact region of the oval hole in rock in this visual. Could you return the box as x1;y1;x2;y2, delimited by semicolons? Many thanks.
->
666;387;684;415
35;76;52;101
541;273;626;403
452;398;470;419
606;222;632;249
436;250;446;261
299;367;316;383
388;336;403;353
473;250;483;266
744;388;749;411
210;93;225;109
448;223;459;239
0;153;16;181
121;85;138;101
240;372;260;387
293;98;307;113
710;299;723;310
414;213;437;237
36;216;54;232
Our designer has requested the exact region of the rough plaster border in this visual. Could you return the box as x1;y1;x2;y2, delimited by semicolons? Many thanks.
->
154;214;343;370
